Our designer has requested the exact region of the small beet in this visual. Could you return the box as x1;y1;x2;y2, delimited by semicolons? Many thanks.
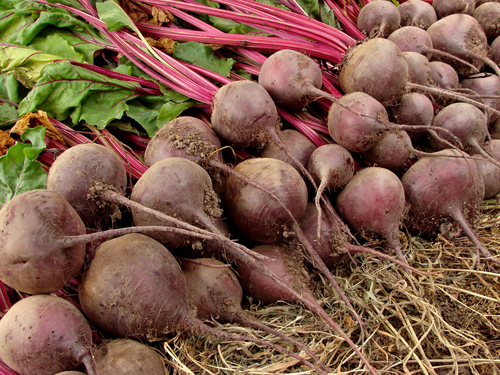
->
472;2;500;40
363;131;414;170
472;139;500;199
430;102;489;155
403;51;434;86
144;116;222;167
392;92;435;127
130;157;224;249
460;73;500;124
258;49;323;110
93;338;167;375
432;0;475;18
398;0;437;29
336;166;407;262
357;0;401;38
260;128;317;173
224;157;308;243
46;143;127;229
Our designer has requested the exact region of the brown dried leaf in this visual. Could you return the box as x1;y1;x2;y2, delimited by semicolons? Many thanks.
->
120;0;151;24
146;37;176;54
10;110;65;146
150;6;174;25
0;130;15;156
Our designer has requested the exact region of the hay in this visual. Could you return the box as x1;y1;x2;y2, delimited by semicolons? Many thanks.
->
156;199;500;374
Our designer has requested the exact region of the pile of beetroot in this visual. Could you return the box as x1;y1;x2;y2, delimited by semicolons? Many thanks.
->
2;0;500;373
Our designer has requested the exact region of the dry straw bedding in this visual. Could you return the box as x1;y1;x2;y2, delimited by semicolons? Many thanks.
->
151;199;500;375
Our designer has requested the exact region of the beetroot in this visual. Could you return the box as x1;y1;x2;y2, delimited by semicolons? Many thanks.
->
78;232;241;338
388;26;433;56
327;91;451;152
211;80;278;149
235;242;377;375
258;49;324;110
398;0;437;29
363;131;414;170
0;189;86;294
225;157;308;244
307;144;355;232
336;167;407;262
0;294;97;375
460;73;500;124
328;91;391;152
429;61;460;91
93;338;167;375
472;2;500;40
298;202;348;267
130;157;224;249
430;102;489;156
432;0;476;18
46;143;127;229
490;36;500;66
392;92;435;127
426;14;498;76
356;0;401;38
144;116;222;167
472;139;500;199
78;233;326;373
260;128;317;173
401;149;497;263
403;51;434;86
181;257;330;373
339;38;408;106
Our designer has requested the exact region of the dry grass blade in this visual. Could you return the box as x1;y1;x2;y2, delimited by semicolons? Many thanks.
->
153;204;500;375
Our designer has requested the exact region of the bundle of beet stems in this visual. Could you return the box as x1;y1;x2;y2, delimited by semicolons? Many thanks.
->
2;0;500;373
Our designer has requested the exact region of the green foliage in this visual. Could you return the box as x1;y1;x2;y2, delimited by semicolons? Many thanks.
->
0;126;47;208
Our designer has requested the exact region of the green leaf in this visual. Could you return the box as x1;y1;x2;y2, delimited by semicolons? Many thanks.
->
29;28;101;63
126;96;166;137
18;61;142;128
46;0;87;11
173;41;235;78
0;102;19;127
96;0;137;32
295;0;320;19
319;1;341;29
0;72;22;102
0;44;62;85
255;0;290;11
157;101;194;128
208;16;259;34
0;125;47;208
127;93;195;137
0;1;107;63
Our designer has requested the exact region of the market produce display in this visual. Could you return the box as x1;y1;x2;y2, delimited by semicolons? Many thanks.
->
1;0;500;373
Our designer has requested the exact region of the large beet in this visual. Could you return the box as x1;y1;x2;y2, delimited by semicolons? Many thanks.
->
401;149;497;263
339;38;409;106
130;157;224;249
426;14;491;76
0;295;97;375
0;189;86;294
